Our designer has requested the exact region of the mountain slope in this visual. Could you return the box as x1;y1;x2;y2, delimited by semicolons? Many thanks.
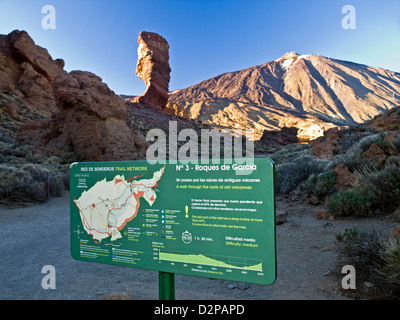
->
168;52;400;140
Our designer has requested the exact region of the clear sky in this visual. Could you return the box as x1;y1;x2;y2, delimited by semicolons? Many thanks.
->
0;0;399;95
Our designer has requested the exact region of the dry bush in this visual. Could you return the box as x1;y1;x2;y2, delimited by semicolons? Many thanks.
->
275;155;325;194
336;227;400;299
0;163;66;203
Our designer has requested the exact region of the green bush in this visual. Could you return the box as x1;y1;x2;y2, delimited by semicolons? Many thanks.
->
328;190;371;217
314;171;338;198
300;170;338;199
299;173;318;196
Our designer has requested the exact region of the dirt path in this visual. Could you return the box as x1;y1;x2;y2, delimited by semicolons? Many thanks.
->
0;192;397;300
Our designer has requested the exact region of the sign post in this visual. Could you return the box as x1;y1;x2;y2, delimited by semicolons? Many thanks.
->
159;271;175;300
70;157;276;297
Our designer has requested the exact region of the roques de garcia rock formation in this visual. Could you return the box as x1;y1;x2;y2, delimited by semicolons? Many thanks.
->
168;52;400;141
133;31;171;111
0;30;148;161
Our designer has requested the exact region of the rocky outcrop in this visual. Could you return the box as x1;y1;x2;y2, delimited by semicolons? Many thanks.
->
362;143;388;164
0;30;65;115
311;127;345;158
0;30;148;161
332;164;357;190
310;106;400;159
135;31;171;111
367;107;400;132
259;127;299;147
18;70;148;161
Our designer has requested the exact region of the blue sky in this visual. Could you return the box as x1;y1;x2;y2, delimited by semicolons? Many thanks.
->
0;0;399;95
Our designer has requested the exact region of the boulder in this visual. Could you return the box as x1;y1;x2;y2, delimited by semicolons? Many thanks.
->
308;195;321;206
332;163;357;190
367;108;400;132
392;224;400;238
316;210;328;220
362;143;387;164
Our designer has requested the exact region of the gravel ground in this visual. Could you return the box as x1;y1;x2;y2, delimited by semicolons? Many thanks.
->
0;192;397;300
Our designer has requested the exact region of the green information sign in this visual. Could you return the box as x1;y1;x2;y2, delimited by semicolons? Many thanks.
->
70;158;276;285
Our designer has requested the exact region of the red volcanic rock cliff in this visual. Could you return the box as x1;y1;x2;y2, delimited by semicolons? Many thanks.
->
0;30;148;161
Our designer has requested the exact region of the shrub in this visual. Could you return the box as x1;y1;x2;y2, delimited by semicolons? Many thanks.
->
16;164;49;202
336;227;400;299
0;164;47;203
357;133;385;153
299;173;318;196
276;155;324;194
62;171;70;190
326;147;373;174
329;133;386;173
328;190;371;217
391;135;400;152
49;175;64;197
339;128;362;154
314;171;338;198
379;237;400;290
270;143;312;165
61;151;76;164
383;133;400;156
345;149;375;173
300;170;338;199
386;156;400;167
0;163;66;203
357;165;400;214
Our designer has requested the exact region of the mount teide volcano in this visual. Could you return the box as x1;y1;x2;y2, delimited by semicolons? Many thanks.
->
168;52;400;140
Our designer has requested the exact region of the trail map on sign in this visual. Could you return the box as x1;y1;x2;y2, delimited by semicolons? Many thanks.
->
70;159;276;285
73;167;164;242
